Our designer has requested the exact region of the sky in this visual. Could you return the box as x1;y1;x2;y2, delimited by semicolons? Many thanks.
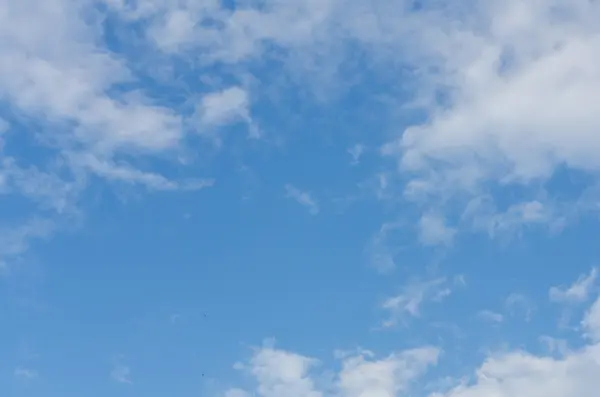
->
1;0;600;396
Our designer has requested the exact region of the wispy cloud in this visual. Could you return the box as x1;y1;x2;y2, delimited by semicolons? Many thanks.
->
505;293;536;321
2;0;596;267
550;268;598;304
0;218;56;272
348;144;365;165
381;276;463;327
284;184;319;215
364;221;404;273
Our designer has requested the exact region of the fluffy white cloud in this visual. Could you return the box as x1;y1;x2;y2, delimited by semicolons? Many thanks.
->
338;348;440;397
230;343;439;397
228;293;600;397
236;344;322;397
1;0;184;153
430;344;600;397
2;0;596;262
392;0;600;195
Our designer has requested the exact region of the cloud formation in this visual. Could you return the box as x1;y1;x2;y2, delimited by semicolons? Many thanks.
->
3;1;600;396
285;184;319;215
550;268;598;304
381;277;462;327
228;291;600;397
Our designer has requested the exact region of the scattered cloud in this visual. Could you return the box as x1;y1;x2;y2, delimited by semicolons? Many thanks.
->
227;295;600;397
582;297;600;342
284;184;319;215
73;153;214;192
3;2;600;397
463;198;566;239
375;0;600;239
229;342;439;397
430;344;600;397
550;268;598;304
381;277;462;327
478;310;504;324
235;342;321;397
338;347;440;397
196;86;258;138
348;144;365;165
0;218;56;271
364;221;403;273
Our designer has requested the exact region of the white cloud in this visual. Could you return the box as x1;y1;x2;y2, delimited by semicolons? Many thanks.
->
229;342;439;397
338;348;440;397
434;299;600;396
237;343;322;397
72;153;214;191
0;218;55;269
197;86;257;138
582;297;600;342
3;0;595;266
430;345;600;397
384;0;600;215
364;221;403;273
285;184;319;215
418;213;456;246
226;296;600;397
462;198;566;239
381;277;460;327
478;310;504;324
0;0;223;263
348;144;365;165
0;157;81;213
0;0;183;153
115;0;338;65
550;268;598;304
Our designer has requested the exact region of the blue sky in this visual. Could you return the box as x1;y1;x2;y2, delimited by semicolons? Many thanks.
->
2;1;600;396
